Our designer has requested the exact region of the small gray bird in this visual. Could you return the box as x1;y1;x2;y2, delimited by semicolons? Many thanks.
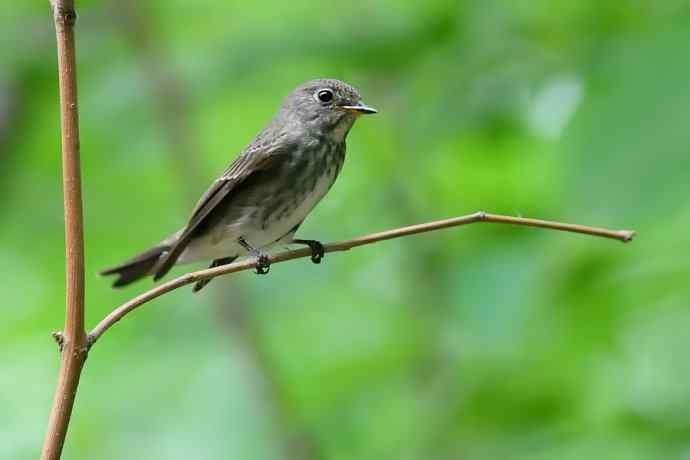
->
101;78;377;292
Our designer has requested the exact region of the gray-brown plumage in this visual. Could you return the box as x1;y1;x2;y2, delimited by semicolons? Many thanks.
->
100;78;376;291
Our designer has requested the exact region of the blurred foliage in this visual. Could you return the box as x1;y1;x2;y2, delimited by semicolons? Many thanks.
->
2;1;690;459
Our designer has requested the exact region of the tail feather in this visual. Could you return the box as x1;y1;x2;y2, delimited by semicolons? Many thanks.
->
100;245;169;287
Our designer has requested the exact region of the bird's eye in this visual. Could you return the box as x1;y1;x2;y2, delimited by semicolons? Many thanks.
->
316;89;334;103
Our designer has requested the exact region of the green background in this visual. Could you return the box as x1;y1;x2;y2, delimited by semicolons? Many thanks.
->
2;1;690;459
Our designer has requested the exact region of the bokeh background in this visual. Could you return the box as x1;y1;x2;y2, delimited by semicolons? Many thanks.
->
2;1;690;459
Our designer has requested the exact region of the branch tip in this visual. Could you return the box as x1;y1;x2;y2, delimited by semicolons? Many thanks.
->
621;230;636;242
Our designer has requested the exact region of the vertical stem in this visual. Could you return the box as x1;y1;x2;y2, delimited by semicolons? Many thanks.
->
41;1;88;459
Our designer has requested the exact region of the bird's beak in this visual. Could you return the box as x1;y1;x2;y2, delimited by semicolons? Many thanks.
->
340;101;378;115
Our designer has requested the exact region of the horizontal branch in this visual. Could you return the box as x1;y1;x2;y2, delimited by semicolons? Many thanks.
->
87;211;635;346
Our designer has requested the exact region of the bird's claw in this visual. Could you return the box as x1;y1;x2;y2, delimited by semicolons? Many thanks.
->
307;241;325;264
293;239;325;264
255;254;271;275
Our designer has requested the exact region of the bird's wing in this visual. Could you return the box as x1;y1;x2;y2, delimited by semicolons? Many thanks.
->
153;137;288;280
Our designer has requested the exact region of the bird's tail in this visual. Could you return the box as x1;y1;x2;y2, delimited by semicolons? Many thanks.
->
100;244;170;288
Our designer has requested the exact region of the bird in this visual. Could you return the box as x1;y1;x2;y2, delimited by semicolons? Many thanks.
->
100;78;377;292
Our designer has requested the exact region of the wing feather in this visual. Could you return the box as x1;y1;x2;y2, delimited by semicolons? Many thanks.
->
153;137;288;280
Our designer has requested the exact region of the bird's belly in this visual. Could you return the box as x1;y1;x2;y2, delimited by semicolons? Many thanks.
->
243;171;336;247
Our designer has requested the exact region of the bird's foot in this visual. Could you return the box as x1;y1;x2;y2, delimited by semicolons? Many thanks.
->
238;237;271;275
293;239;325;264
255;254;271;275
193;256;238;292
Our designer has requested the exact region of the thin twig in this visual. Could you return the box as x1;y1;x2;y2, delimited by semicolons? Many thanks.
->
41;1;88;460
87;211;634;345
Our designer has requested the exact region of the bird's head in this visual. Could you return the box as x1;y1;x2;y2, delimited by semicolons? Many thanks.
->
279;78;377;141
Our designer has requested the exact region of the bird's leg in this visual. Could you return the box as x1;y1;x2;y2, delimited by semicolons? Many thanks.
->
238;237;271;274
192;256;238;293
292;239;325;264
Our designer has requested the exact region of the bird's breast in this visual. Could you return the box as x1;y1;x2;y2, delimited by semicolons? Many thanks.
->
264;141;345;228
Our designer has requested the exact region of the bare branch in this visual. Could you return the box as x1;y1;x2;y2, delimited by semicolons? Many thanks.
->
41;1;88;459
87;211;634;345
